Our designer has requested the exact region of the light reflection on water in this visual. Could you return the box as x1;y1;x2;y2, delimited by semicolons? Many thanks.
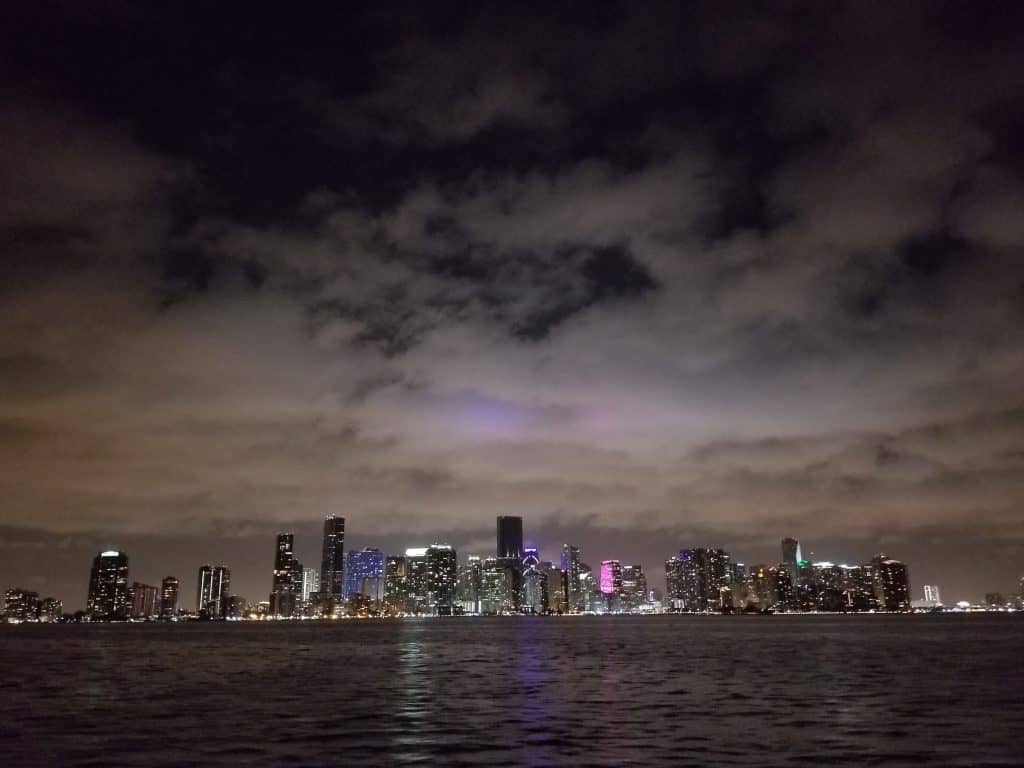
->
1;615;1022;766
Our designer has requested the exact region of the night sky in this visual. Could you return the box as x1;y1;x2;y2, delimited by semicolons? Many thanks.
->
2;3;1023;609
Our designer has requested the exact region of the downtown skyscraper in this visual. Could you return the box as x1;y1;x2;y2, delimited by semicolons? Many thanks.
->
320;515;345;604
87;550;130;620
197;564;231;618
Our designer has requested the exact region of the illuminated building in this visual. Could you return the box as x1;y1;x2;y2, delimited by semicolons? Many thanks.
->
871;554;911;612
665;548;732;612
271;533;300;617
561;544;583;612
302;567;319;604
600;560;623;610
521;548;546;613
541;561;566;613
923;585;941;605
160;577;180;617
457;555;483;614
782;537;801;585
620;564;648;612
320;515;346;603
426;544;457;614
4;588;40;621
226;595;247;619
130;582;159;619
383;555;407;614
480;557;514;614
197;565;231;618
39;597;62;622
345;548;385;604
404;548;429;614
87;550;130;620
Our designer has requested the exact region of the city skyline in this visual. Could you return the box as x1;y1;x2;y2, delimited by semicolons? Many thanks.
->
3;4;1024;612
5;514;1020;616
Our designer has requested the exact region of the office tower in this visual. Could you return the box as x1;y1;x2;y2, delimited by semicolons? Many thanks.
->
457;556;483;614
539;561;567;613
496;516;524;559
782;537;803;590
621;564;647;612
197;565;231;618
383;555;407;615
665;556;684;611
480;557;514;614
271;533;300;617
404;548;429;614
345;548;386;604
130;583;159;619
320;515;346;602
561;544;583;612
923;585;941;605
160;577;180;617
426;544;457;615
87;550;130;620
521;549;546;613
302;567;320;604
842;565;878;611
39;597;62;622
600;560;623;596
769;565;793;611
871;554;911;612
4;588;40;622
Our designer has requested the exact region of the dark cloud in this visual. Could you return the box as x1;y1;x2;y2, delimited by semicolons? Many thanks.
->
2;2;1024;607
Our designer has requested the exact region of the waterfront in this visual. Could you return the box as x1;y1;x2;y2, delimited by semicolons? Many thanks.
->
2;615;1022;766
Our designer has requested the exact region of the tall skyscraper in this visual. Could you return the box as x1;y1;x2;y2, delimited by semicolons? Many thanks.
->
160;577;180;617
620;564;648;612
923;585;941;605
600;560;623;595
320;515;346;602
496;516;524;559
426;544;457;615
383;555;407;615
782;537;802;587
404;548;429;614
197;565;231;618
345;548;385;603
561;544;582;613
480;557;514;614
87;550;130;620
871;554;910;612
457;555;483;614
271;533;300;617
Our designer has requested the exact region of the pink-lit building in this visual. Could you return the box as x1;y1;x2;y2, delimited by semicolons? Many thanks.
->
600;560;622;596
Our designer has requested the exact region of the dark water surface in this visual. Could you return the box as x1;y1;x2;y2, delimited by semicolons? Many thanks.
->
2;615;1022;766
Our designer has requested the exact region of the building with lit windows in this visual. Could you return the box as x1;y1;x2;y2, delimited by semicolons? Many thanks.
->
87;550;130;620
320;515;346;604
426;544;457;614
383;555;407;614
871;554;911;612
4;588;40;622
271;534;301;617
345;548;385;604
160;577;180;617
198;565;231;618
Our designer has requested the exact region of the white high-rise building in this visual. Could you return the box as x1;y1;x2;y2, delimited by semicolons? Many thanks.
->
302;567;319;603
923;585;941;605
